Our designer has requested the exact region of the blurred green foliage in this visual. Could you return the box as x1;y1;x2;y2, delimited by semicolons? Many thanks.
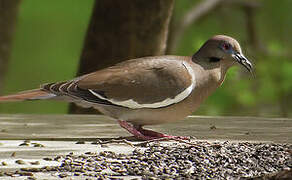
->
0;0;93;113
172;0;292;117
0;0;291;117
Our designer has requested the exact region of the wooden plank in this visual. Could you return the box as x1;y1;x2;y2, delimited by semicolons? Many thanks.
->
0;114;291;143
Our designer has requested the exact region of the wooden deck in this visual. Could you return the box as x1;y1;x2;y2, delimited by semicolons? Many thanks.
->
0;115;291;179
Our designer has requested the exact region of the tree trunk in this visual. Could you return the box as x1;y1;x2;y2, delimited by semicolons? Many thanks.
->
0;0;21;92
70;0;174;114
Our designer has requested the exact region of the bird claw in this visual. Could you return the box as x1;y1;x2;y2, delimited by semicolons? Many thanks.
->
117;120;190;141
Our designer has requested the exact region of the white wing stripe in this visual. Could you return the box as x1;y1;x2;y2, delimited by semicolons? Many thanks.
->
89;61;196;109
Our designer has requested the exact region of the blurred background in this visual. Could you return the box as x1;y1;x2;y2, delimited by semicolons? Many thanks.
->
0;0;291;117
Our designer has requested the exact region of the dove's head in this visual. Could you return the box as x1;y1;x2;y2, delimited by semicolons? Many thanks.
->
193;35;253;73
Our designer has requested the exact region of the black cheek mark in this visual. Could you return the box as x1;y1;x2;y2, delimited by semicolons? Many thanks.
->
209;57;221;62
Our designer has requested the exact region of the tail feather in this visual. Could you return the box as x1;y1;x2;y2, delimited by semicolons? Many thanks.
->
0;89;56;102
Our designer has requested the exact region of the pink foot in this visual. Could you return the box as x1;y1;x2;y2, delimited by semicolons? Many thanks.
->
117;120;189;140
137;128;189;140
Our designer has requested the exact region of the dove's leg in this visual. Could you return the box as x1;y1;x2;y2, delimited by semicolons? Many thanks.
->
117;120;188;140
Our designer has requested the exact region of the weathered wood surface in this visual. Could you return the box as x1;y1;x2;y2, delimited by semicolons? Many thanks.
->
0;114;291;143
0;115;291;179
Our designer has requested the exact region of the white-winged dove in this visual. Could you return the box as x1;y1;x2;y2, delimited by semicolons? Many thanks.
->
0;35;253;140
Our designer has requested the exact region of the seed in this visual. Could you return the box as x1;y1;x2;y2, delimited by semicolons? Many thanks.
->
43;157;53;161
27;177;37;180
15;160;26;165
76;141;85;144
74;172;81;176
33;143;45;147
30;161;40;165
18;172;33;176
19;143;29;146
58;173;68;178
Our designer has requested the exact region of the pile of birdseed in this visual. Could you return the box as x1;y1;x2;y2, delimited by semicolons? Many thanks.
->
6;141;292;179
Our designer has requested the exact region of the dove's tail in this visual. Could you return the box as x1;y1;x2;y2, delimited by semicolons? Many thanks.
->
0;89;56;102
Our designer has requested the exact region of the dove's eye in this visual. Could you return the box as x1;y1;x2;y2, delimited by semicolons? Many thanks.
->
222;43;231;51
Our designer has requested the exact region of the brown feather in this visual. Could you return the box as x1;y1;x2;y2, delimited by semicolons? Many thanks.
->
0;89;53;102
77;56;193;104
